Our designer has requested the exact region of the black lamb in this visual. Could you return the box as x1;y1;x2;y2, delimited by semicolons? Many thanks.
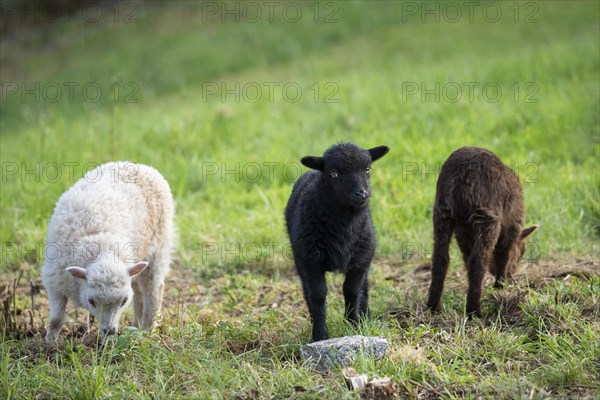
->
285;143;390;342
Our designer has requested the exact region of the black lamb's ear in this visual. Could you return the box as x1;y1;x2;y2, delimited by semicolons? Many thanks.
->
301;156;325;171
368;146;390;162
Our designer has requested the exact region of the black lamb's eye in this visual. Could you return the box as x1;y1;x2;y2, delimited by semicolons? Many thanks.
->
366;167;371;174
88;298;96;308
121;297;128;307
330;171;338;178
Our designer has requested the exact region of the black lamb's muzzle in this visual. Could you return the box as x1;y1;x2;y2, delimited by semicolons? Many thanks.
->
350;190;369;205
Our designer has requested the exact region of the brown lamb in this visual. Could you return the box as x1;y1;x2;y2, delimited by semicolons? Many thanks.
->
427;146;537;317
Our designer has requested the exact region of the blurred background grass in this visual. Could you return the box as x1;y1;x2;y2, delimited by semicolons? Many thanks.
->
1;0;598;277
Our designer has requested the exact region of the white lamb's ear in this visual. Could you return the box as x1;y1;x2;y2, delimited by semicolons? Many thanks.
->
66;266;87;280
127;261;149;277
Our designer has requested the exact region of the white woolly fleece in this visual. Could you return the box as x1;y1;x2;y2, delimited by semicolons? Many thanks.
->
41;161;176;342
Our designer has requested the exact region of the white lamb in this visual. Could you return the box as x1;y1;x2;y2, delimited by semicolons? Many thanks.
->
41;161;176;342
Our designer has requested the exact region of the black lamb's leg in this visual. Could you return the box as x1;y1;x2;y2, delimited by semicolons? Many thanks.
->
297;268;312;317
301;268;328;342
361;274;370;318
343;267;369;324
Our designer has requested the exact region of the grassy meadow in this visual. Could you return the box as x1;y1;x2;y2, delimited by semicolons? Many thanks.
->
1;1;599;398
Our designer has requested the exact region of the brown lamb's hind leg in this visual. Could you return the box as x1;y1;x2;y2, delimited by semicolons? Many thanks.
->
465;215;501;318
492;227;519;289
427;212;454;312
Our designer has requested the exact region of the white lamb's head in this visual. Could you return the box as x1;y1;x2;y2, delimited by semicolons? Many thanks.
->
67;261;148;337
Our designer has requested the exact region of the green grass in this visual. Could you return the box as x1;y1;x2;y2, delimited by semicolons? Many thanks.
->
1;1;599;398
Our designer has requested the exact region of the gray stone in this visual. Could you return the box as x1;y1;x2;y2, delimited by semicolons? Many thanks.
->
299;335;389;371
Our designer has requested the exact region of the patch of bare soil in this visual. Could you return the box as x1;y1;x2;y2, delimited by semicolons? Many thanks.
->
489;258;599;326
515;258;599;287
383;257;599;294
1;257;597;357
378;256;598;329
0;258;305;357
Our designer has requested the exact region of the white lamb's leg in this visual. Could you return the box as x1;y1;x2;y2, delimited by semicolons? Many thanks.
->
141;279;164;331
46;292;67;343
132;281;144;328
156;281;165;320
141;248;171;331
